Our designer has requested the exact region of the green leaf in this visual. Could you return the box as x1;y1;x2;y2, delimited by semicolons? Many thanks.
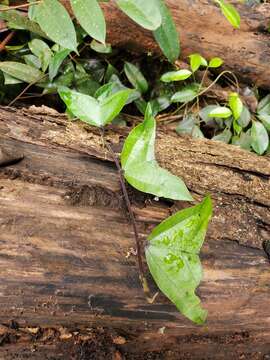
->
23;54;41;69
100;89;132;125
115;0;162;30
0;10;47;38
215;0;240;29
171;87;197;103
176;115;196;135
49;48;70;81
153;0;180;63
90;40;112;54
58;86;131;127
257;94;270;114
161;69;192;82
109;74;141;104
28;39;53;72
0;61;44;83
189;54;207;72
145;196;212;324
237;105;251;128
3;72;23;85
228;92;243;120
199;105;219;123
70;0;106;44
209;57;223;68
251;121;269;155
212;128;232;143
124;62;148;94
121;105;193;201
34;0;77;52
257;113;270;131
208;106;232;118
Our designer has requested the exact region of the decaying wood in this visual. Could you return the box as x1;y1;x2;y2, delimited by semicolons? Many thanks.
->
0;105;270;358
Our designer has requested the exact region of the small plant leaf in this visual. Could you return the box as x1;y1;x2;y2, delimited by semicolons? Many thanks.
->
100;89;132;125
237;105;251;128
115;0;162;30
209;57;223;68
153;0;180;63
161;69;192;82
58;86;131;127
121;105;193;201
171;88;197;103
251;121;269;155
34;0;77;52
0;9;47;38
216;0;240;29
212;128;232;143
0;61;44;83
90;40;112;54
49;48;70;81
189;53;207;72
28;39;53;72
70;0;106;44
145;196;212;324
228;92;243;120
208;106;232;118
257;94;270;114
124;62;148;94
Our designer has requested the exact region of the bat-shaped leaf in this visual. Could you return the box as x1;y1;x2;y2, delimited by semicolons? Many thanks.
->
145;196;212;324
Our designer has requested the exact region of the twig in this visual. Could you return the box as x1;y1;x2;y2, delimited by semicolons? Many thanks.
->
0;30;15;52
0;1;41;11
100;128;153;302
8;74;47;107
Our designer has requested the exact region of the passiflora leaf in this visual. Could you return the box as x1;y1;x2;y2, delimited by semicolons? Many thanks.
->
161;69;192;82
115;0;162;30
34;0;77;52
153;0;180;63
99;89;132;125
208;106;232;118
145;196;212;324
212;128;232;143
28;39;53;72
228;92;243;120
189;53;207;72
251;121;269;155
58;87;101;126
90;40;112;54
0;61;44;83
58;86;131;127
209;57;223;68
215;0;240;29
121;105;193;201
171;88;197;103
124;62;148;94
49;48;70;81
237;105;251;128
0;9;47;38
70;0;106;44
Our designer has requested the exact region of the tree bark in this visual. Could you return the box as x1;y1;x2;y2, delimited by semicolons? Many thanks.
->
0;105;270;358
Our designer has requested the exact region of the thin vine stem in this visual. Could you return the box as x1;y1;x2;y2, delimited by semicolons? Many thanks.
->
100;128;153;302
0;1;42;11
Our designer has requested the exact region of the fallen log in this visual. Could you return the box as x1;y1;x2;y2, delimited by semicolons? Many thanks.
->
0;105;270;358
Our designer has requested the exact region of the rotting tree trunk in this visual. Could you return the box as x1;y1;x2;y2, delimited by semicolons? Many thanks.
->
0;105;270;358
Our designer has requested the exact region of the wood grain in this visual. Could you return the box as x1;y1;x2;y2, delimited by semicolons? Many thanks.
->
0;105;270;358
